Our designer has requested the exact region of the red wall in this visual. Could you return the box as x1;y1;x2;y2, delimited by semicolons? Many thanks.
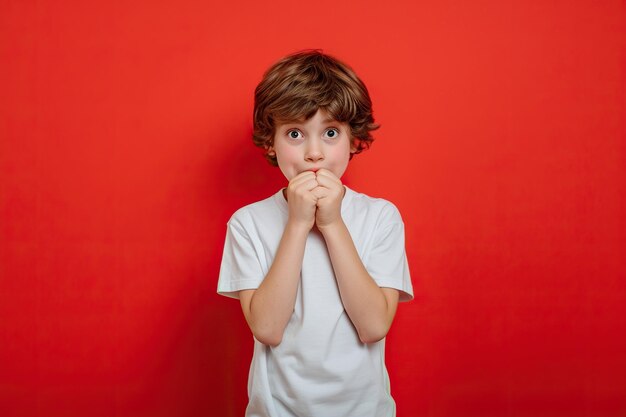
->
1;1;625;416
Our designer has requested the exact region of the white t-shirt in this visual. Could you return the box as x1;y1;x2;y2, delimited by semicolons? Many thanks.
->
217;186;413;417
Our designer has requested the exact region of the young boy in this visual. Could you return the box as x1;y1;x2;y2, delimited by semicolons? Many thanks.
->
217;50;413;417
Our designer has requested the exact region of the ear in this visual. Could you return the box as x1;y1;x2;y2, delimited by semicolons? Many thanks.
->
263;141;276;156
350;140;357;154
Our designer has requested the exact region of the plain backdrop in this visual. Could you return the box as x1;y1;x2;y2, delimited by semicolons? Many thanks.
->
1;1;625;416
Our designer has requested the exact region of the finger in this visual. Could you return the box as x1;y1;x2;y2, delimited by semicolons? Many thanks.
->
290;179;320;197
316;168;340;178
311;186;329;199
291;171;316;184
289;173;318;189
315;169;342;184
302;178;321;191
315;172;342;189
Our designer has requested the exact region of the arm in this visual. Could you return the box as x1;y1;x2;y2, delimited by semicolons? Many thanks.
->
239;172;319;347
319;220;400;344
314;170;400;344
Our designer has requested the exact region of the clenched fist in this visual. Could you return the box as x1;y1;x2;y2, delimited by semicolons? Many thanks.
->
284;171;319;232
311;169;345;230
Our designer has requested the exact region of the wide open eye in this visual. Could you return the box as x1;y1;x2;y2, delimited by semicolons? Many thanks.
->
324;128;340;139
287;130;303;139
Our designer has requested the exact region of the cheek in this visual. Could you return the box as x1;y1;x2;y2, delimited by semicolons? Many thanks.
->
328;144;352;176
275;145;299;163
332;142;352;162
273;145;301;179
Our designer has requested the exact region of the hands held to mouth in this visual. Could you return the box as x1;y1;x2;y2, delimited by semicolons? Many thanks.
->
284;169;345;232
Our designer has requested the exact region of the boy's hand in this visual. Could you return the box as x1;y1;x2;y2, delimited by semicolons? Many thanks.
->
312;169;345;230
285;171;319;232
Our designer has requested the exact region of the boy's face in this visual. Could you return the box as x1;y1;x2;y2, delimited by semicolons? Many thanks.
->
269;109;356;181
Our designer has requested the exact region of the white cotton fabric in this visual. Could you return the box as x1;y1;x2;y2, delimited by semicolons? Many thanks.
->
217;186;413;417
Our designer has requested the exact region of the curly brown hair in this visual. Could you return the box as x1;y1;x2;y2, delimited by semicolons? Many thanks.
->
253;50;379;166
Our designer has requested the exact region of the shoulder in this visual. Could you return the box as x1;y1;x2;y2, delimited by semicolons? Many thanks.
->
228;190;282;223
345;187;404;226
226;189;287;239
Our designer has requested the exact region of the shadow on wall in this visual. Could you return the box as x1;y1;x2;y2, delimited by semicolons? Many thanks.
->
199;124;284;415
214;127;286;220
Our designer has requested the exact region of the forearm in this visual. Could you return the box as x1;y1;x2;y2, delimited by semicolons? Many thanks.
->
319;220;397;343
245;221;309;346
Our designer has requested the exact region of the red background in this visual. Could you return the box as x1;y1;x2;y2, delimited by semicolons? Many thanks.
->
1;1;625;416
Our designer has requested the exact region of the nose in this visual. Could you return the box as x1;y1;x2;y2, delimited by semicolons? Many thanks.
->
305;139;324;163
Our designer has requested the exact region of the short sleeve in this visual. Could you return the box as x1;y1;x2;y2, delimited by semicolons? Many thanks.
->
366;205;414;302
217;216;265;299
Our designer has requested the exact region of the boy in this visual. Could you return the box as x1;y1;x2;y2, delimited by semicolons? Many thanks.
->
217;50;413;417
